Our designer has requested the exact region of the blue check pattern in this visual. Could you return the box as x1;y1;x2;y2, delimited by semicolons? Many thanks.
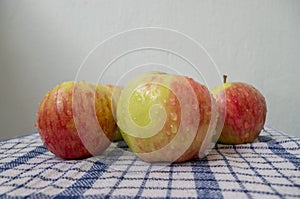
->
0;127;299;198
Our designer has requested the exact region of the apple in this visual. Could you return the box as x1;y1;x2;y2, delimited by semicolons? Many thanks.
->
105;84;124;142
211;75;267;144
113;128;123;142
36;81;116;159
105;84;123;117
116;72;219;163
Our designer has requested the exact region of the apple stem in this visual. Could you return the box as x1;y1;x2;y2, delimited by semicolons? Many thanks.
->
223;75;227;83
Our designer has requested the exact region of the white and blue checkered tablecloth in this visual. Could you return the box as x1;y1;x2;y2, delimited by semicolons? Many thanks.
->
0;127;299;198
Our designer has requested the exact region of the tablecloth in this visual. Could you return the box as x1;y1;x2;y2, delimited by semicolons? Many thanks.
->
0;126;299;198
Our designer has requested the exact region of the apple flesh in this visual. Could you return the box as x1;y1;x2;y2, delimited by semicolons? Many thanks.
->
36;81;116;159
212;76;267;144
116;72;219;163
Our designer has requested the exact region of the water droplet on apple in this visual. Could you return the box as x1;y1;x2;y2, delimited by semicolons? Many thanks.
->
170;124;177;134
163;99;167;104
166;131;171;136
169;97;176;106
170;112;177;121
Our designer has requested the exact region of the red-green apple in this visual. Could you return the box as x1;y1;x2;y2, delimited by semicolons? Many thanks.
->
116;72;219;163
211;75;267;144
36;81;117;159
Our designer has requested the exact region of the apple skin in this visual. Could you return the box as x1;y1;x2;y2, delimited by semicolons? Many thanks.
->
36;81;116;159
117;73;218;163
105;84;122;117
113;129;123;142
105;84;124;142
212;82;267;144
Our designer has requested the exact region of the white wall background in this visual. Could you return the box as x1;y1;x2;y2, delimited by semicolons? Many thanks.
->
0;0;299;140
